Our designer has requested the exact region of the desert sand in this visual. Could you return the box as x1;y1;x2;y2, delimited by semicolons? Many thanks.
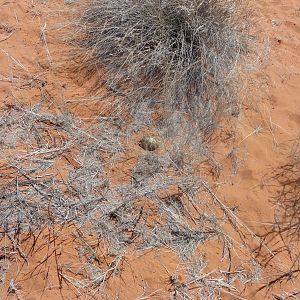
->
0;0;299;299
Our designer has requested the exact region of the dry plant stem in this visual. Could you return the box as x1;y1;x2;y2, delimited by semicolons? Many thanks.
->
40;23;52;65
0;49;29;73
134;289;163;300
0;23;14;42
255;139;300;294
0;31;14;42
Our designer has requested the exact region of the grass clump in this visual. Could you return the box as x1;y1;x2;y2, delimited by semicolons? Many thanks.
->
71;0;256;130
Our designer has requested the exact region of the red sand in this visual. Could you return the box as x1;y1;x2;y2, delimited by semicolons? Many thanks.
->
0;0;299;299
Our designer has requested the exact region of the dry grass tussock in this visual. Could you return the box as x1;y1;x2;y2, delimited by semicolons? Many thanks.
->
64;0;265;157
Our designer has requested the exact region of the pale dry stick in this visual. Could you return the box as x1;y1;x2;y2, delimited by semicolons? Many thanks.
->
266;114;278;149
0;31;14;42
237;125;263;146
6;234;28;264
203;182;275;257
219;288;247;300
76;256;123;290
40;23;52;65
0;73;26;84
0;23;14;42
134;289;163;300
0;75;15;82
64;95;108;103
183;268;245;300
0;49;30;73
7;279;25;300
259;104;284;149
0;72;47;87
269;121;292;137
273;291;300;299
0;74;46;87
0;235;12;293
13;104;121;153
14;9;19;24
260;104;293;138
168;154;270;255
185;269;218;286
16;144;71;160
69;123;123;154
57;271;83;295
155;249;185;280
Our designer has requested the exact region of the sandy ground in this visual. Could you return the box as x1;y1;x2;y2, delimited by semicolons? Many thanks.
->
0;0;299;299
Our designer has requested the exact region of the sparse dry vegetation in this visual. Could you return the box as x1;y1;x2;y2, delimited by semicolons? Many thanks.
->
255;140;300;297
272;141;300;243
3;0;296;299
0;98;261;298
